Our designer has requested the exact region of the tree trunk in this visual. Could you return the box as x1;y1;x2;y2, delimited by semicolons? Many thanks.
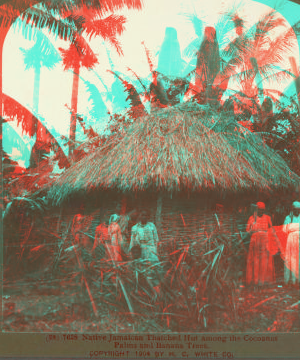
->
33;62;41;115
250;57;263;104
30;62;41;170
156;193;163;235
69;64;80;160
34;62;43;137
120;195;127;215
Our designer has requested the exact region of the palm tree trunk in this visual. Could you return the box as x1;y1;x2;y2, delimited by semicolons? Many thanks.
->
0;25;10;115
0;26;9;290
69;64;80;159
30;62;41;169
289;57;300;114
33;63;41;138
156;193;163;235
120;195;127;215
250;57;264;104
33;62;41;115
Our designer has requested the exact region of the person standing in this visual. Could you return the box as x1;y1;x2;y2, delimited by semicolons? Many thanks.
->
283;201;300;286
113;205;138;258
71;205;94;306
129;210;159;263
71;204;95;272
107;214;123;262
92;215;109;260
93;222;108;250
72;205;92;251
246;202;275;287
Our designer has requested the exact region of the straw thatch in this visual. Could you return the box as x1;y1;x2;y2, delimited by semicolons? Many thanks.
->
49;102;299;205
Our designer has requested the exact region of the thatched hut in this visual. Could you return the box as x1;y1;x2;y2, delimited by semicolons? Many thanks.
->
48;102;299;258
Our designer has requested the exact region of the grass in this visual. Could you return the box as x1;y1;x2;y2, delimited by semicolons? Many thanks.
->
4;214;299;333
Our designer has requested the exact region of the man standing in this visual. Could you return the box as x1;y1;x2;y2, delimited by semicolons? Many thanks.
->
129;210;159;263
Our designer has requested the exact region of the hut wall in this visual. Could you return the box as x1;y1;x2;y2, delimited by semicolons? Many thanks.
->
144;196;250;259
40;191;277;261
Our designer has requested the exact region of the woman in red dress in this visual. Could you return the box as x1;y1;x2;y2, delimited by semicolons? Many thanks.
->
107;214;123;262
246;202;275;286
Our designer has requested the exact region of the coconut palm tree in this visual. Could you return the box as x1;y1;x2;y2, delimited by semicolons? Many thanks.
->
59;10;127;159
220;10;296;106
20;30;61;169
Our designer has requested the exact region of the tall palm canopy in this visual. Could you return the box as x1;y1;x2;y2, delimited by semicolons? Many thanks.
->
157;27;183;78
195;26;220;104
20;31;61;72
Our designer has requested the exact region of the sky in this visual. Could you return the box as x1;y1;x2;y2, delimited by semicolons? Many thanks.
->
3;0;300;167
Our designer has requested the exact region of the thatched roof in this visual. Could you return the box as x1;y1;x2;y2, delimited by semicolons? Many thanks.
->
49;103;299;205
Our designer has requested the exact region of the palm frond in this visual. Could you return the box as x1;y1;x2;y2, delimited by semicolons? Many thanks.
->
259;66;294;84
126;67;148;95
107;70;147;119
41;0;143;17
59;39;97;70
20;30;61;70
84;14;126;40
182;12;204;38
2;93;69;168
254;10;286;47
183;38;201;59
141;41;155;73
259;28;297;67
19;7;77;42
91;69;110;93
0;6;18;29
221;33;253;62
214;11;235;48
64;13;86;33
83;79;108;120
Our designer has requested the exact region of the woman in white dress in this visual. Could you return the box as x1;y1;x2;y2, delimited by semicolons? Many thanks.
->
283;201;300;285
129;211;159;263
